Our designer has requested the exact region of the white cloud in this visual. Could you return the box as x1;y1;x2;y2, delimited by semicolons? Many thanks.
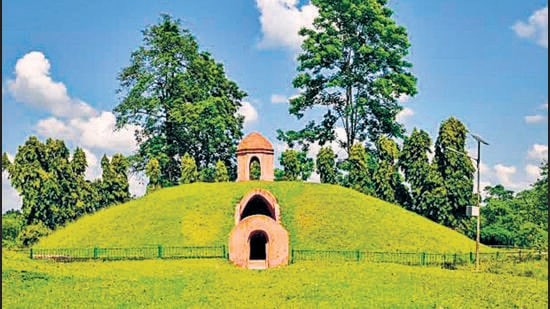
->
540;102;549;110
7;51;97;118
35;112;138;155
128;172;147;198
396;107;414;123
397;94;411;104
493;164;519;189
525;164;541;182
256;0;318;50
525;114;547;123
527;144;548;161
238;101;258;127
271;94;288;104
2;171;22;213
512;6;548;48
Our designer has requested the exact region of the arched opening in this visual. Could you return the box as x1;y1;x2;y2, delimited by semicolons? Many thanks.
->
249;156;261;180
240;196;275;220
249;231;268;260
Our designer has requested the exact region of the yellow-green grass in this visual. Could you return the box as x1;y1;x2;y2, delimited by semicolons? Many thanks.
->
2;250;547;308
39;181;490;253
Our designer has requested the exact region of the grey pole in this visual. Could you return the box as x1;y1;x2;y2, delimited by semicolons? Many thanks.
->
475;139;481;272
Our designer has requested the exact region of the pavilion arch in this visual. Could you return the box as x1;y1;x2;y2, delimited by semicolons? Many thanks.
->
248;156;261;180
229;188;289;269
234;188;281;225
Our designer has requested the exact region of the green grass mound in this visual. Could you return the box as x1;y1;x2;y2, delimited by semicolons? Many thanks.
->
38;181;485;253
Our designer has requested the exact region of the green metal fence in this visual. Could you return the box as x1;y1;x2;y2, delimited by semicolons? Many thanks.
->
30;245;226;261
290;249;547;266
29;246;547;266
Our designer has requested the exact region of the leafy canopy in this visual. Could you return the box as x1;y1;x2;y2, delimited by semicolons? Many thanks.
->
278;0;417;155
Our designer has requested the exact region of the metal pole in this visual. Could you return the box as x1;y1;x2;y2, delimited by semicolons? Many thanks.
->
475;140;481;272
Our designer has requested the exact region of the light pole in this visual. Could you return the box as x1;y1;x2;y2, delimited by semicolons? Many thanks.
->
447;133;488;272
470;133;489;272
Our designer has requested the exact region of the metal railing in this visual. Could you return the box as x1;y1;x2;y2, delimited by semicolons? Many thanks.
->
28;246;547;266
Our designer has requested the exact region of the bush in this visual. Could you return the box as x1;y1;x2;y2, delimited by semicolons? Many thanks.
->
16;222;51;247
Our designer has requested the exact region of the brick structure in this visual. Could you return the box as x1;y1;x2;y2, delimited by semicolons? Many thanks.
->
236;132;274;182
229;189;289;269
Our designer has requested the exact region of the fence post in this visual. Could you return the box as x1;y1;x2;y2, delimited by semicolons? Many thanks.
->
291;248;295;264
421;252;426;266
30;248;33;259
356;250;361;262
158;245;163;259
453;253;457;265
470;251;473;263
93;247;98;259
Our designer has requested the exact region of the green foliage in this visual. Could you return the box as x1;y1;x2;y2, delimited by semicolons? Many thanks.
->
3;136;96;229
433;117;475;228
278;0;417;155
250;159;261;180
339;143;375;195
145;158;162;194
99;154;130;207
372;136;409;206
399;128;431;209
16;222;51;247
279;150;314;181
316;147;337;184
114;14;246;186
274;168;284;181
2;210;24;247
179;153;198;184
214;160;229;182
481;166;549;250
199;166;216;183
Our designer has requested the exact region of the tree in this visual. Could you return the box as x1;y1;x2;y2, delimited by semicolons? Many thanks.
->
215;160;229;182
99;154;130;208
114;14;246;187
316;147;337;184
399;128;432;210
180;153;198;184
340;143;375;195
145;158;162;194
278;0;417;156
372;136;409;205
433;117;475;228
3;137;84;229
280;150;301;181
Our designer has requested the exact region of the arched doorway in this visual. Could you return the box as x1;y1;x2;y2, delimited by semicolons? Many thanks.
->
240;195;275;220
249;231;268;260
249;157;261;180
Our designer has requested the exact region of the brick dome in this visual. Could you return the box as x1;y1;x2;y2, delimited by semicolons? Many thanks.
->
237;132;273;152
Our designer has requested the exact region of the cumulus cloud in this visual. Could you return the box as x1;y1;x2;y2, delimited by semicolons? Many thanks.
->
256;0;318;50
493;164;519;189
271;94;288;104
525;164;542;182
396;94;411;104
2;152;22;213
35;112;138;155
396;107;414;123
512;6;548;48
238;101;259;127
7;51;97;118
527;144;548;161
524;114;547;123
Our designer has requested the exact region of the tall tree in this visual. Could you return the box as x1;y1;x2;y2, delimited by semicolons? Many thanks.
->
372;136;409;205
145;158;162;193
3;137;86;229
316;146;337;184
340;143;375;195
433;117;475;228
114;14;246;186
280;150;301;181
399;128;432;210
179;153;198;184
215;160;229;182
278;0;417;156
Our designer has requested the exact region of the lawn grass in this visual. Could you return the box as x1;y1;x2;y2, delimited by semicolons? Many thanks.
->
38;182;489;254
2;249;547;308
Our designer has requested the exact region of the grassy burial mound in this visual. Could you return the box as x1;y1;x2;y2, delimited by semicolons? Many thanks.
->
37;182;485;253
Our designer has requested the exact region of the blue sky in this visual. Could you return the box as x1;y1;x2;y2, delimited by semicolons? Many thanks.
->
2;0;548;213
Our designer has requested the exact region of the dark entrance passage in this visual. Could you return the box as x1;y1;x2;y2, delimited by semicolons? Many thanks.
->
249;231;268;260
240;196;274;220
